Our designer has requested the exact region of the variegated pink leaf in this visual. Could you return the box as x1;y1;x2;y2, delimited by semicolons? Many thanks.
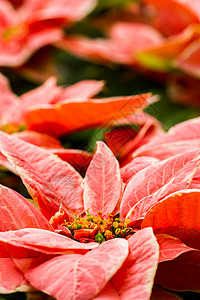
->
0;151;17;174
0;257;31;294
111;228;159;300
121;150;200;222
83;142;123;217
0;131;62;173
0;184;52;231
156;234;194;263
25;238;129;300
0;228;97;254
0;131;84;219
0;240;36;293
168;116;200;139
133;117;200;159
134;140;200;161
13;131;62;149
120;156;158;184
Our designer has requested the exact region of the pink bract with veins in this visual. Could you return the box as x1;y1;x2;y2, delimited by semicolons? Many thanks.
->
0;132;159;299
1;131;200;297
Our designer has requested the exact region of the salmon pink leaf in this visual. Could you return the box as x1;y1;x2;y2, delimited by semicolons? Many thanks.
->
13;131;62;149
121;150;200;222
0;257;30;294
111;228;159;300
167;117;200;140
133;117;200;159
0;131;62;173
0;184;52;231
25;238;129;300
133;140;200;161
83;142;123;217
0;131;84;219
156;234;195;263
120;156;159;184
0;228;97;255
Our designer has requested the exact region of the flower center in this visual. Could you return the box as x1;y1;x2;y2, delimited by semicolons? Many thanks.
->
1;123;26;134
63;212;133;244
2;25;27;41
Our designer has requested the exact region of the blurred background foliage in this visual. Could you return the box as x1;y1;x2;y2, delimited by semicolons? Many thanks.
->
1;0;200;134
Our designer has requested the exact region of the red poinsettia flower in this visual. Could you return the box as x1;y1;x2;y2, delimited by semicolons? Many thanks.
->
0;0;97;67
0;73;104;131
56;19;200;77
1;131;200;297
0;73;104;173
0;72;152;137
55;1;200;105
0;131;159;299
55;21;164;66
0;72;155;175
138;0;200;83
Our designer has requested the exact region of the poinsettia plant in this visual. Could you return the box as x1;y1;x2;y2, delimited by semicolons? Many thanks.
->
55;0;200;106
117;115;200;167
0;72;154;136
0;0;97;67
0;131;200;298
0;131;159;299
128;115;200;161
0;71;157;175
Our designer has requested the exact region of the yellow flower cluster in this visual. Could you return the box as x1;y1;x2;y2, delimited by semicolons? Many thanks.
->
64;211;133;244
